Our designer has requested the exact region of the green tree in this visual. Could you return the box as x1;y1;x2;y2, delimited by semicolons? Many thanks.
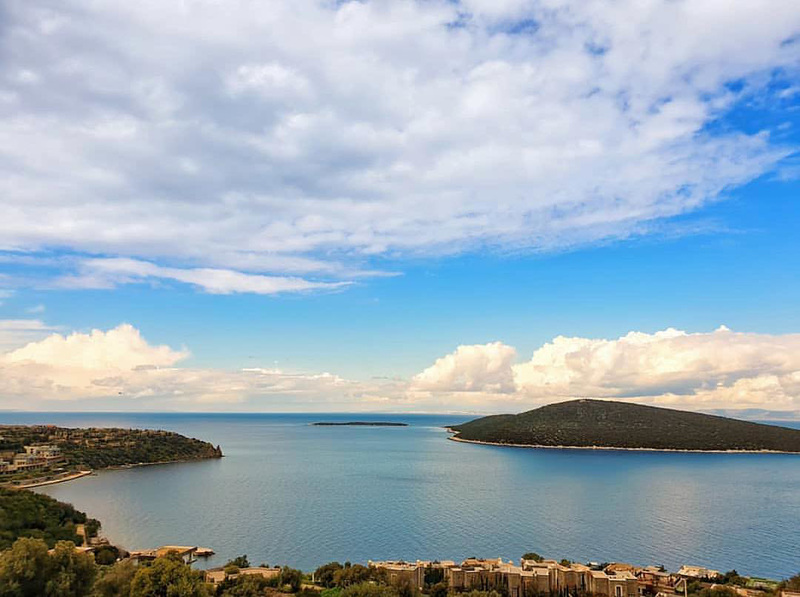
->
521;554;543;563
92;560;136;597
84;520;102;539
225;556;250;569
218;574;270;597
0;538;97;597
395;579;419;597
0;536;51;597
0;489;86;550
719;571;746;587
334;565;373;587
279;566;303;592
94;546;120;567
429;582;448;597
129;554;209;597
316;563;344;588
340;582;398;597
781;573;800;592
424;566;444;587
46;540;97;597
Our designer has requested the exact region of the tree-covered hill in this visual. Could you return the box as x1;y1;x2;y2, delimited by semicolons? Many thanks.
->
0;425;223;470
0;488;89;550
449;399;800;452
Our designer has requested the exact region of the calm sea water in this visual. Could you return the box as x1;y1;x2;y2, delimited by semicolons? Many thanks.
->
2;412;799;579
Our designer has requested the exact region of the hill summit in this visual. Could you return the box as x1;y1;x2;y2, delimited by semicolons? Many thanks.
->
448;399;800;452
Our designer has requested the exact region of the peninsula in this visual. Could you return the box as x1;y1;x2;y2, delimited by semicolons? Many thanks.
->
312;421;409;427
448;399;800;453
0;425;223;488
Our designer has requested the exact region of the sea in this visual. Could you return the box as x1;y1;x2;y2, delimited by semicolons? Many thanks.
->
2;412;799;579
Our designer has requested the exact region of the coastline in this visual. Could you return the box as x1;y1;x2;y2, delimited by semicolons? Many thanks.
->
103;455;224;471
6;455;222;490
445;430;800;454
10;470;93;489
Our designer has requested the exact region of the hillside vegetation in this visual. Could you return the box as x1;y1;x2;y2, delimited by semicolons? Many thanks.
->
449;399;800;452
0;425;223;470
0;488;90;550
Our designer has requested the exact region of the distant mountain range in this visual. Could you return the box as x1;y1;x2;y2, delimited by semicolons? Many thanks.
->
448;399;800;453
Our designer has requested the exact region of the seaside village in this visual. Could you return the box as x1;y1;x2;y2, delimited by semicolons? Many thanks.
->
361;559;793;597
0;443;64;477
147;550;799;597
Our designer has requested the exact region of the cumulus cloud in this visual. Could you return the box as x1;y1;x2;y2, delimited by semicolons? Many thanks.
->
0;323;384;410
413;342;518;393
0;319;59;352
3;322;800;414
3;323;186;370
410;327;800;412
0;0;798;288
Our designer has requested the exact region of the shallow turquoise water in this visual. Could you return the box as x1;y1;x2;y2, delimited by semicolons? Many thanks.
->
3;412;799;579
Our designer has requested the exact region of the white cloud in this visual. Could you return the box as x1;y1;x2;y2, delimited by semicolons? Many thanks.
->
0;323;383;409
411;327;800;412
227;63;312;100
55;257;349;295
3;323;186;370
413;342;518;393
3;322;800;414
0;1;797;287
0;319;58;352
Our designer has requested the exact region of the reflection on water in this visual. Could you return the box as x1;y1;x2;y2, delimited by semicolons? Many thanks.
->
3;412;798;578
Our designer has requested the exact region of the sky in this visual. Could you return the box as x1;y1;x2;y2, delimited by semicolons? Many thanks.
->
1;0;799;414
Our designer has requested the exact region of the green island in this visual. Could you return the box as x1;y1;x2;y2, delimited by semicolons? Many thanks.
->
447;399;800;453
0;425;223;488
1;491;799;597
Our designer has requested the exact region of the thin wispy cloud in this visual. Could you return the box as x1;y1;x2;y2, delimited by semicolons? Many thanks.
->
54;257;350;295
0;0;798;291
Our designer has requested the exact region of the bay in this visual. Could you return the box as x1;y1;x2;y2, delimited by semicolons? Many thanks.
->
2;412;799;579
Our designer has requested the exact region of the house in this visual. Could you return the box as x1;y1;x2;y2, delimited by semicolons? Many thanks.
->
156;546;198;564
205;566;281;585
637;566;677;596
129;545;198;566
678;566;722;580
0;445;64;476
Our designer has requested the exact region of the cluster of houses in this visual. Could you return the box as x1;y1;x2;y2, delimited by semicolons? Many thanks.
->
0;444;64;476
107;548;799;597
129;546;216;567
368;558;789;597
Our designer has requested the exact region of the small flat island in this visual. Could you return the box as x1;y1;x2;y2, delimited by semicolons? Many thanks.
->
312;421;409;427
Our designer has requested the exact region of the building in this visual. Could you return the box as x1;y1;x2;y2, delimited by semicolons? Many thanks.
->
206;566;281;585
129;546;198;566
677;567;722;580
0;445;64;476
637;566;678;596
369;561;427;588
371;557;727;597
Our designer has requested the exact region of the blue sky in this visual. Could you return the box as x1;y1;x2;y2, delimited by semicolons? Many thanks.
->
1;0;799;413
